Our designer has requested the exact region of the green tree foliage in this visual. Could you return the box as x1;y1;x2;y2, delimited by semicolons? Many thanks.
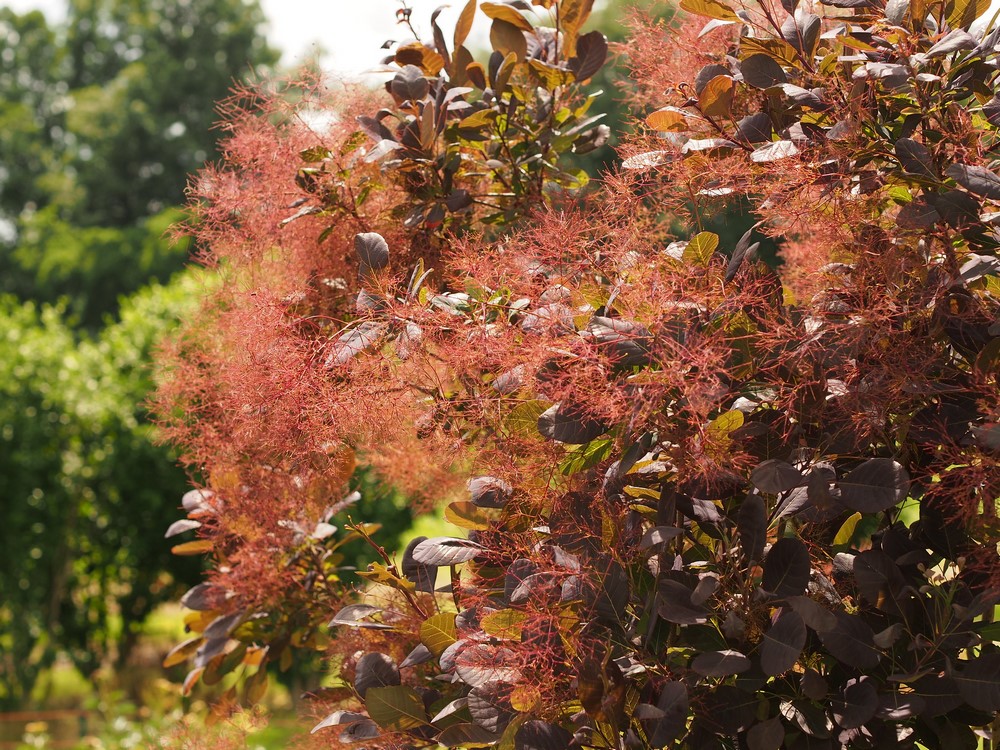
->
0;272;205;708
0;0;277;228
0;0;278;327
2;206;191;328
0;0;278;710
60;0;278;225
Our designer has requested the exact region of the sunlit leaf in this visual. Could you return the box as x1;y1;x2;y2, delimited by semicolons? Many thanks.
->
683;231;720;266
679;0;740;20
420;613;458;656
698;75;734;118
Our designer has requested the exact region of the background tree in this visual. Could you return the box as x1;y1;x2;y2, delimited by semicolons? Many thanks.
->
0;0;279;327
0;273;204;707
0;0;276;709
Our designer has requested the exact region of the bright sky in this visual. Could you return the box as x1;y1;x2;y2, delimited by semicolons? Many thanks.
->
10;0;1000;72
6;0;488;77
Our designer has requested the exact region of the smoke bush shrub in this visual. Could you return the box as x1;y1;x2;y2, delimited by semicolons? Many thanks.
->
158;0;1000;747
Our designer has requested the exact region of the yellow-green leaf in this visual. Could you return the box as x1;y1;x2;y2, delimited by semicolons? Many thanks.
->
679;0;739;21
683;231;720;266
707;409;744;440
481;609;526;639
445;501;492;530
163;637;201;668
833;512;863;546
358;562;416;593
948;0;991;30
171;539;213;556
510;684;541;711
529;59;575;88
459;108;496;130
624;486;660;500
420;613;457;656
741;37;799;67
505;400;550;437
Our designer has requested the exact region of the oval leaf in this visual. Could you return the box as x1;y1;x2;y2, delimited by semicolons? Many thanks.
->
838;458;909;513
760;611;806;675
365;685;427;731
411;536;483;565
691;649;751;677
751;140;799;163
420;613;458;656
832;678;878;729
402;536;437;592
537;403;607;444
761;537;810;597
468;476;513;508
355;652;400;698
817;612;881;669
946;163;1000;199
752;459;804;494
741;54;787;88
747;716;785;750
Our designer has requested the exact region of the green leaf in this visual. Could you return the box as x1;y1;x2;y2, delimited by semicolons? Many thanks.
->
300;145;330;162
358;562;417;593
504;400;550;437
559;437;615;476
420;613;458;656
832;512;862;546
365;685;428;731
529;59;575;88
947;0;991;30
977;621;1000;643
684;231;720;266
706;407;743;439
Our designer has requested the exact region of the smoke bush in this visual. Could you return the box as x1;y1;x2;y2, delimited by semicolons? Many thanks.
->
157;0;999;747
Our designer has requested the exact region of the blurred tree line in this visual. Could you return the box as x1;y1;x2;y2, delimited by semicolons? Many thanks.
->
0;0;277;707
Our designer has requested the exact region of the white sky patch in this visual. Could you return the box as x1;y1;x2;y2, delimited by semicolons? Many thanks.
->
5;0;492;78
